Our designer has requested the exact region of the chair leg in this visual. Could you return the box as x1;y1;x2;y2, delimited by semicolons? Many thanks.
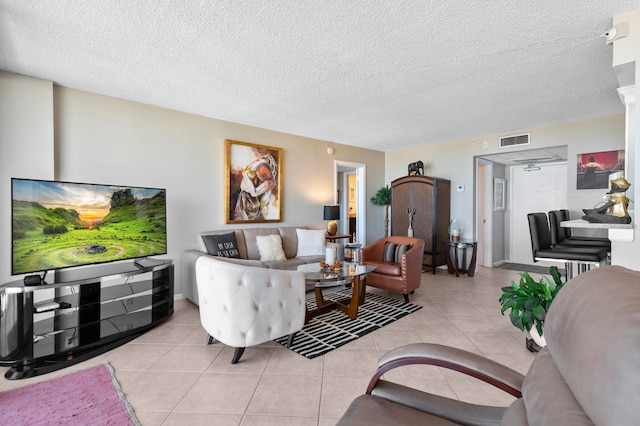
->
403;294;410;303
231;347;245;364
206;334;214;345
287;332;297;347
565;263;573;280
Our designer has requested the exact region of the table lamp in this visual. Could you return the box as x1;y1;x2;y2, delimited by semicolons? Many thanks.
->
323;205;340;236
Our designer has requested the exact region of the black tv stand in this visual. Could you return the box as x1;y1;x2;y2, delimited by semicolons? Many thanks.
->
1;260;174;379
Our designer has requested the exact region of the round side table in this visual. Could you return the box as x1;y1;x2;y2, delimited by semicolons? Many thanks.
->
445;240;478;277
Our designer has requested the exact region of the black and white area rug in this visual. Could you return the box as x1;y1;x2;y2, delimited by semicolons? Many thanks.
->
276;289;422;359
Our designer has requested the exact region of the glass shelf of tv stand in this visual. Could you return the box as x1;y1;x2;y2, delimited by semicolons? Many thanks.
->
0;259;172;293
0;259;174;380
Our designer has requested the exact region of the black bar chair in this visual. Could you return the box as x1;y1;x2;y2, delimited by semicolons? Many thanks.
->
551;209;611;249
528;213;608;279
549;210;611;273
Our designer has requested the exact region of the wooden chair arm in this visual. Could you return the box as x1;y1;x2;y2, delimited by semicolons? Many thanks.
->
368;343;524;398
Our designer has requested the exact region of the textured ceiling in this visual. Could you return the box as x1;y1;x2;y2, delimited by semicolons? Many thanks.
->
0;1;635;152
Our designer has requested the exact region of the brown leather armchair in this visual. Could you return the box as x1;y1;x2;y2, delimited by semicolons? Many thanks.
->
338;265;640;425
359;236;425;302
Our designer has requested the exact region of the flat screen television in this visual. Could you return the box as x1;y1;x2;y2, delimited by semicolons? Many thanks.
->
11;178;167;276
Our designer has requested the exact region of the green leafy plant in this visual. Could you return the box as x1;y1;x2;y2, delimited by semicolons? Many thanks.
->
370;185;392;237
499;266;565;336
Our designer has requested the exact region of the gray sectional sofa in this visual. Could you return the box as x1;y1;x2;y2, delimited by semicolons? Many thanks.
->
182;226;343;304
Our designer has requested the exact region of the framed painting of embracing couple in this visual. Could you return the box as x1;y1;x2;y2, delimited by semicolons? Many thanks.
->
225;139;283;223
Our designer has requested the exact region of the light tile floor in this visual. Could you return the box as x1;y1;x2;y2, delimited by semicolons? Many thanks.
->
1;266;536;425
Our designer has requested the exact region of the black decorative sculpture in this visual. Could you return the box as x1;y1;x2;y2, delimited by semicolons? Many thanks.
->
408;161;424;176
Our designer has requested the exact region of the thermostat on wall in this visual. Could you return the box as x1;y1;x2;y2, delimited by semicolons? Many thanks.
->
456;185;465;192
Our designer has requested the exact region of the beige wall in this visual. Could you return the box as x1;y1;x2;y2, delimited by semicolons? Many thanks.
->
1;72;386;292
385;114;626;261
0;72;54;283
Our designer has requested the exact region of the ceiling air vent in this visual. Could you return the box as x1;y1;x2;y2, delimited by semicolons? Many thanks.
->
499;133;530;148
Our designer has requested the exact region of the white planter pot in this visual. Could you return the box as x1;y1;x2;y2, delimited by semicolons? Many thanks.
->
530;327;547;347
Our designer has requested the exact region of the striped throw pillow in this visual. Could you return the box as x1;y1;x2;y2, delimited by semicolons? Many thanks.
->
383;242;412;263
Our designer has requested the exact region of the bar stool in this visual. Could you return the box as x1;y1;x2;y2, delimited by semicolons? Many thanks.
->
528;213;608;280
548;210;611;273
549;209;611;252
553;209;611;249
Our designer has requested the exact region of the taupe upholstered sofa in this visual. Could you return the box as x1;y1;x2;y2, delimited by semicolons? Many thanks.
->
182;226;343;304
338;265;640;425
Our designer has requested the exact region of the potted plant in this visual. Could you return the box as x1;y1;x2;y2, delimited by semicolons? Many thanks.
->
499;266;565;349
370;185;391;237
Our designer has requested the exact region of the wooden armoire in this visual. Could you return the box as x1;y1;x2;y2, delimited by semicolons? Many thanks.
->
390;175;451;273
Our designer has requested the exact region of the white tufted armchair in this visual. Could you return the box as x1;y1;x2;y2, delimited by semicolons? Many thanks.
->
195;256;306;364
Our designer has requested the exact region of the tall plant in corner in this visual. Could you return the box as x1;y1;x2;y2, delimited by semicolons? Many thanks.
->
499;266;565;337
370;185;391;237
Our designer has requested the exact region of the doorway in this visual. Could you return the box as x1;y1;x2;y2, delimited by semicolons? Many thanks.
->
335;161;367;244
475;145;568;267
475;159;493;266
509;162;568;264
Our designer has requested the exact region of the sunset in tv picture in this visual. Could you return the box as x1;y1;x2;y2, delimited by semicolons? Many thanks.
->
11;179;167;275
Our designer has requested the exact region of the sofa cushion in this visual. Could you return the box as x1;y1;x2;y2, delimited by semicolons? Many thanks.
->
278;226;303;259
201;232;241;258
544;265;640;426
262;258;308;270
501;398;528;425
522;347;592;425
369;261;402;276
243;228;282;260
338;394;459;425
206;256;264;268
256;234;286;262
197;229;247;258
296;228;326;256
383;242;412;263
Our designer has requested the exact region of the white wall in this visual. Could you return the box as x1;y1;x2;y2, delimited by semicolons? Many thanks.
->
0;72;54;283
609;8;638;270
1;74;386;293
385;115;626;259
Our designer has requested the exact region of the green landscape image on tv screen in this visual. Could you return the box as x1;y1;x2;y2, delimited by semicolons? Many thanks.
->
12;179;167;275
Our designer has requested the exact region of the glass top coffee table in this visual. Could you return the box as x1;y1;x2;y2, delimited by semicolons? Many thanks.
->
297;262;376;321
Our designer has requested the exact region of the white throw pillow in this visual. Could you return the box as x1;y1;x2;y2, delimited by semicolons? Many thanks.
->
256;234;286;262
296;229;326;256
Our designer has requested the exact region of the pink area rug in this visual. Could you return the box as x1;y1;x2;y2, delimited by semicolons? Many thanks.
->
0;364;139;425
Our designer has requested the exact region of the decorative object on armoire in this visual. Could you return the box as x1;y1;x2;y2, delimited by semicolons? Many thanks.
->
449;219;462;242
323;205;340;236
581;176;632;224
407;160;424;176
391;175;451;274
406;207;416;237
370;185;392;237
